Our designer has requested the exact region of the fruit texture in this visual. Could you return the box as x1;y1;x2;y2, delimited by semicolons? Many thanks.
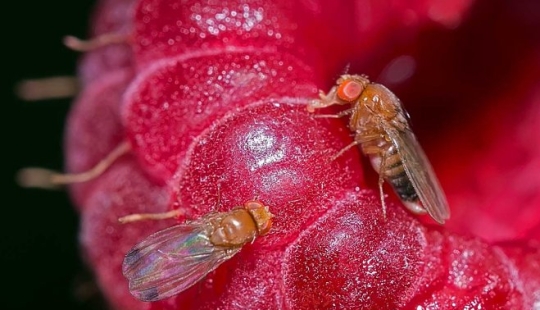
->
65;0;540;309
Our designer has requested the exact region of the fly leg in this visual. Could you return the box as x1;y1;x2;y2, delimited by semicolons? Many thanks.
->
378;152;388;220
361;143;389;220
307;86;340;112
329;140;360;161
330;133;381;161
311;108;354;119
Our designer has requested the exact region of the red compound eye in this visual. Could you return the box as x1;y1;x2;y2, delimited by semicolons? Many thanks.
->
336;79;364;102
244;200;265;210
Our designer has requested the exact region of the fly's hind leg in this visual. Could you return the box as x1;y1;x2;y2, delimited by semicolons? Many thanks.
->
362;144;389;220
378;152;388;220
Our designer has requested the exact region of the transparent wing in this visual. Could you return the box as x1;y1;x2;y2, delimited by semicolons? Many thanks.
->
384;125;451;224
122;223;240;302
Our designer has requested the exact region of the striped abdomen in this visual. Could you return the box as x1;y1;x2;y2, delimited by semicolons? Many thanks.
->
362;138;418;202
383;146;418;202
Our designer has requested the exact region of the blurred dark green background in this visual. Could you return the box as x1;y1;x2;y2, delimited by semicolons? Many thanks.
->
5;1;107;308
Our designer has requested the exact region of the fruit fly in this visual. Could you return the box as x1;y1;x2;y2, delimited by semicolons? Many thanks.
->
307;74;450;224
121;200;273;302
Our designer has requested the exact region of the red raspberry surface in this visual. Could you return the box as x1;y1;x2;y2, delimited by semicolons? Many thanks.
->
66;0;540;309
78;0;136;83
65;69;133;207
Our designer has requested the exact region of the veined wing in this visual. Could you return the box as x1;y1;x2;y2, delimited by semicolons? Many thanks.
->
384;125;450;224
122;223;240;302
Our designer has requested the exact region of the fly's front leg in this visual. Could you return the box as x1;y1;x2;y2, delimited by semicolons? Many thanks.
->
307;86;340;112
312;108;354;119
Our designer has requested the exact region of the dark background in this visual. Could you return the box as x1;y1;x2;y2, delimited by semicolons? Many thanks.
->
5;1;107;308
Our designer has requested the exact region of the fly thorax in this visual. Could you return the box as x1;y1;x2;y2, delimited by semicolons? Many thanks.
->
209;209;257;247
360;137;394;173
349;100;378;133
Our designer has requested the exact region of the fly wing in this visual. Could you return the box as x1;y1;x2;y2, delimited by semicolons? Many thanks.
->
384;125;450;224
122;223;240;302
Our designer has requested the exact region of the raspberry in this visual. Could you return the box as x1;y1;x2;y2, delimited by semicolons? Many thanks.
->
59;0;540;309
